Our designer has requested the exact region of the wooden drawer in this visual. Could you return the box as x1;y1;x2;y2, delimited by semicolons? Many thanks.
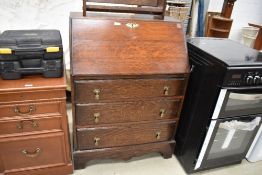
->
0;116;62;136
76;99;181;126
76;121;176;150
0;90;65;104
75;78;186;103
0;101;62;119
0;132;67;171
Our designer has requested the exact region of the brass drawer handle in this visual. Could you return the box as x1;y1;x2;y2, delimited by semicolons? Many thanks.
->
14;105;36;116
94;137;100;146
17;120;39;130
156;131;161;140
93;89;101;100
94;113;100;123
163;86;169;96
159;109;165;118
21;148;41;158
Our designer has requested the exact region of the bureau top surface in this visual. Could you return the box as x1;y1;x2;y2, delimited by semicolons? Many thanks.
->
70;14;189;77
0;75;66;92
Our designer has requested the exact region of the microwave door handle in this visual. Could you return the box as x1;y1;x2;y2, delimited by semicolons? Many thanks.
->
229;93;262;101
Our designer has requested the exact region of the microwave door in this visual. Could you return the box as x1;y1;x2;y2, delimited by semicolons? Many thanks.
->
194;116;261;170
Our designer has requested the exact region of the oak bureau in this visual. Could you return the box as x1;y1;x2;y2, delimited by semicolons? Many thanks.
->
70;12;190;169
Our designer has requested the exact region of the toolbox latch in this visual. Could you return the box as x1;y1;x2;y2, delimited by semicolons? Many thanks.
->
46;47;60;53
0;48;12;54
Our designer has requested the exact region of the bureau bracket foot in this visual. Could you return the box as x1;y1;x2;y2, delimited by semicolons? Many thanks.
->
73;141;175;170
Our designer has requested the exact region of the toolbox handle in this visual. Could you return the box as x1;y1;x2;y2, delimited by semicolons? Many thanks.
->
16;67;45;73
15;47;45;53
16;37;43;53
16;37;42;46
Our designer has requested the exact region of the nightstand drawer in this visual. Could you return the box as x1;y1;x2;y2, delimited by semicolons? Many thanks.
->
0;101;62;119
0;90;65;104
76;121;176;150
0;132;67;171
76;99;181;125
0;116;62;136
75;78;186;103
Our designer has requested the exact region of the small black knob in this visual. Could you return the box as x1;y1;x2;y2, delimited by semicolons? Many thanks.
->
254;76;260;85
246;76;253;85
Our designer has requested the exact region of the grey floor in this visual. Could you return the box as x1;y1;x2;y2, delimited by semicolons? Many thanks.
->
67;104;262;175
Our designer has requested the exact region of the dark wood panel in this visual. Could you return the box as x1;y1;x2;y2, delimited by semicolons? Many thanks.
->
71;18;189;76
0;101;62;119
87;0;158;6
76;99;181;125
74;141;175;169
85;5;163;14
73;41;186;59
83;0;165;17
72;40;188;76
0;116;62;135
76;121;176;150
75;78;186;103
70;13;189;169
0;132;66;171
72;19;184;41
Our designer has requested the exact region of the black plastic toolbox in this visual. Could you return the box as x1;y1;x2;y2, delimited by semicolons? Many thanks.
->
0;30;63;80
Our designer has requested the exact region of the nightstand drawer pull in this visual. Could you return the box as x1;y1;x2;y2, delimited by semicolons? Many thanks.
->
93;89;101;100
17;120;39;129
94;137;100;146
160;109;165;118
94;113;100;123
163;86;169;96
21;148;41;158
156;131;161;140
14;105;35;116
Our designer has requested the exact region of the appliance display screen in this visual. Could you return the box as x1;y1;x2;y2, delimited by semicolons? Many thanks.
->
232;74;241;79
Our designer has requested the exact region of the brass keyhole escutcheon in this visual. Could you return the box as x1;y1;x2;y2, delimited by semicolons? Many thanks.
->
93;89;100;100
94;137;100;146
159;109;165;118
94;113;100;123
17;120;39;130
126;22;139;29
156;131;161;140
163;86;169;96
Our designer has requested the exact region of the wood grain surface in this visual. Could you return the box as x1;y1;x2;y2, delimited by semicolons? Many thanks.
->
71;18;189;76
0;75;73;174
0;101;62;119
75;78;186;103
83;0;166;18
0;132;66;171
76;99;181;125
0;116;62;136
87;0;158;6
0;75;66;92
76;120;176;150
74;141;175;169
70;13;189;169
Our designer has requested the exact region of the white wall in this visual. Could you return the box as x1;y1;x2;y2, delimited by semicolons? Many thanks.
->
0;0;82;69
208;0;262;42
230;0;262;42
